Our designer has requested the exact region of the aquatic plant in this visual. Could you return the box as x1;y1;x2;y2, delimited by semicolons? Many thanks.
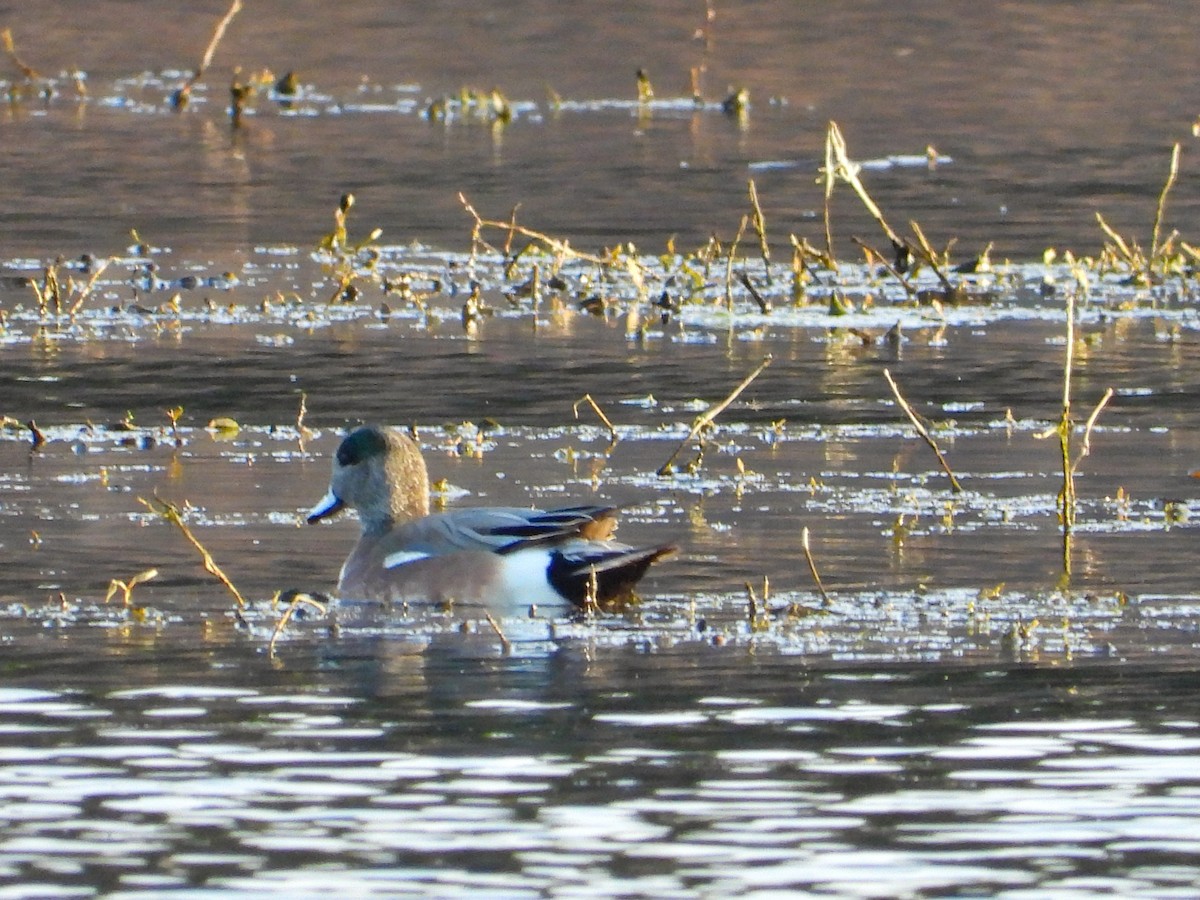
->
1095;143;1184;285
823;122;962;301
28;257;111;321
315;193;384;304
1040;286;1114;577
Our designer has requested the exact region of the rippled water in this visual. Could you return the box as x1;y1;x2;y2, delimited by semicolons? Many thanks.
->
4;1;1200;896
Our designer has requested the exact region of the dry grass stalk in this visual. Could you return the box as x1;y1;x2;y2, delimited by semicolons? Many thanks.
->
851;237;915;296
1052;291;1114;542
484;610;512;653
825;121;904;250
1071;388;1114;480
459;193;620;272
138;496;249;622
104;568;159;608
172;0;243;108
657;355;773;476
1150;142;1181;265
724;215;748;311
801;526;831;606
1056;290;1077;533
1095;143;1183;283
268;591;327;656
1;28;38;80
882;369;963;493
573;393;619;445
747;179;772;284
907;220;958;295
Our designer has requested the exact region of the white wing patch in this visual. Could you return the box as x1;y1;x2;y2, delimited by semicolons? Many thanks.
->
383;550;431;569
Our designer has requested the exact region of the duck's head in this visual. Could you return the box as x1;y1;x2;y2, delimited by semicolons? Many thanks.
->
307;425;430;532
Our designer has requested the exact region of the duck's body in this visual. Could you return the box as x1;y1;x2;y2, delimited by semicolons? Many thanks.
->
307;426;674;612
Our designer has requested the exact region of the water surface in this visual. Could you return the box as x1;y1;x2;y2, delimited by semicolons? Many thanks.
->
3;1;1200;896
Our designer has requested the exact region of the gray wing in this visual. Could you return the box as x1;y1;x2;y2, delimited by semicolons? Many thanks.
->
393;505;622;556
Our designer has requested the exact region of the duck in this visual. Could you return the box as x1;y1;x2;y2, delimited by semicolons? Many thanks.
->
306;425;675;613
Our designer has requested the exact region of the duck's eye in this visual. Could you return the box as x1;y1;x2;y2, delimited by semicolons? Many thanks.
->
337;427;387;467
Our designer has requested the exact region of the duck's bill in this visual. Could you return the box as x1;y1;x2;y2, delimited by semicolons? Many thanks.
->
306;490;345;524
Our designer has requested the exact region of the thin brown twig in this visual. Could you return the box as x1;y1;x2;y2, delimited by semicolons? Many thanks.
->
1;28;39;80
1151;142;1181;267
66;258;112;318
268;591;327;657
850;236;916;296
1070;387;1114;477
199;0;243;75
460;193;609;267
173;0;243;106
484;611;512;653
747;179;772;284
658;355;773;475
907;220;958;295
724;215;748;311
882;369;963;493
573;394;619;445
139;495;249;621
801;526;831;606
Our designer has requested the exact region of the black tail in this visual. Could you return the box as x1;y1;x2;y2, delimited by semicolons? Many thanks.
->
547;545;676;609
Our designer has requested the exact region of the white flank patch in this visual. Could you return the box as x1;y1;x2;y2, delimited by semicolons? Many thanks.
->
383;550;431;569
500;548;568;609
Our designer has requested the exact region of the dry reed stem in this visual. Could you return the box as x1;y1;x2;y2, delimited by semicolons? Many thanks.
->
296;391;311;438
789;234;837;285
737;272;771;314
907;220;958;295
826;121;904;249
104;568;159;608
268;591;327;657
174;0;243;105
822;125;837;261
801;526;831;606
724;215;748;311
1058;289;1076;532
139;496;249;621
1;28;38;80
1095;213;1139;268
66;258;112;318
1071;387;1114;478
1151;142;1181;267
459;193;610;267
850;237;915;296
484;611;512;652
747;179;772;284
573;393;619;445
882;369;963;493
199;0;242;73
657;355;773;476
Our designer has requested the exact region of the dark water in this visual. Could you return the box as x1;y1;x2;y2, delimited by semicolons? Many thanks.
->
4;1;1200;895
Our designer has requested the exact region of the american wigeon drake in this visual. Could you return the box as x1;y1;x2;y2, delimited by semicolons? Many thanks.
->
307;425;675;613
